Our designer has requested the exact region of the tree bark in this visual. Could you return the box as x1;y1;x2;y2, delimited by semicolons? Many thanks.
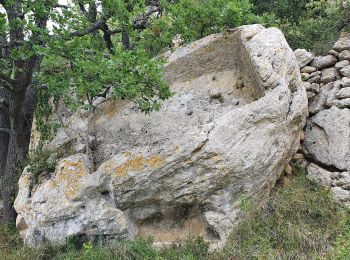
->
0;88;10;205
1;85;36;224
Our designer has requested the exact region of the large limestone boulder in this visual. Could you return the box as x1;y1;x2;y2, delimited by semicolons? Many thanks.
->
15;25;308;249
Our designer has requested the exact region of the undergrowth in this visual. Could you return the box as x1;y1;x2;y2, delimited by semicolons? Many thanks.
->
1;164;350;259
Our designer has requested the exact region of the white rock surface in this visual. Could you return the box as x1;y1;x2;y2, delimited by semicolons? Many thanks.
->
335;60;350;71
320;67;341;84
15;25;308;249
294;49;314;68
340;65;350;77
305;106;350;171
333;34;350;52
339;50;350;61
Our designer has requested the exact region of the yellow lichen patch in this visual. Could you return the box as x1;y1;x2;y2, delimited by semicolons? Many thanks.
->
56;158;89;200
146;155;165;168
123;151;132;157
48;180;58;189
113;154;166;177
20;174;32;187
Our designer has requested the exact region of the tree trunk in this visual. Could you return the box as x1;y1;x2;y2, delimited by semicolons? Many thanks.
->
1;85;36;224
0;88;10;209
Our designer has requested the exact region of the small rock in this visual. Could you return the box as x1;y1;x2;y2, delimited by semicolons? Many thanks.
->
301;73;310;81
331;187;350;203
305;83;320;94
311;55;338;70
309;71;322;78
335;60;350;71
307;163;334;186
333;35;350;52
299;132;305;142
307;91;316;100
333;98;350;108
308;83;334;115
336;87;350;99
284;164;293;175
321;67;341;84
293;153;304;160
341;77;350;88
294;49;314;68
340;65;350;77
301;66;316;73
328;49;339;57
339;50;350;61
308;75;321;83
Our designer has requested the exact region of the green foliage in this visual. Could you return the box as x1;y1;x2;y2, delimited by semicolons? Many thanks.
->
138;0;259;55
253;0;350;53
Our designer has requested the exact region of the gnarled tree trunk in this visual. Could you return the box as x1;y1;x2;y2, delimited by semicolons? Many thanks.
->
1;86;36;223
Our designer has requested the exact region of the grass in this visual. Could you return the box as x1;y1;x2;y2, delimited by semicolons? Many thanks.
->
1;163;350;259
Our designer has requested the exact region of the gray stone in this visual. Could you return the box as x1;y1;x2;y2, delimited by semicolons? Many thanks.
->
331;187;350;206
333;98;350;108
308;75;321;83
336;87;350;99
310;71;322;78
15;25;308;250
320;67;341;84
339;50;350;61
301;66;316;73
305;83;320;94
294;49;314;68
311;55;338;70
307;163;334;186
329;49;339;57
340;65;350;77
333;35;350;52
305;106;350;171
341;77;350;88
308;83;334;115
335;60;350;71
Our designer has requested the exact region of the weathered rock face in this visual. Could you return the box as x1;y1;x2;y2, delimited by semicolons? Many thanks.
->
15;25;308;249
298;33;350;206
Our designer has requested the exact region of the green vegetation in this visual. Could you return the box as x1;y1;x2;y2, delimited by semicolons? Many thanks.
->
253;0;350;53
1;164;350;259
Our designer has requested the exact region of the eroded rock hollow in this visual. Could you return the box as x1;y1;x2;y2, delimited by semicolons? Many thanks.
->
15;25;308;249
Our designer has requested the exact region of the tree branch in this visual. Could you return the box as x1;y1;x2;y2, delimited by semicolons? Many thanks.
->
69;20;106;37
77;0;89;17
54;4;68;9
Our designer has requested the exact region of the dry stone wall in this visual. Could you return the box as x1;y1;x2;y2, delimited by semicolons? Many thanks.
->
295;32;350;207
